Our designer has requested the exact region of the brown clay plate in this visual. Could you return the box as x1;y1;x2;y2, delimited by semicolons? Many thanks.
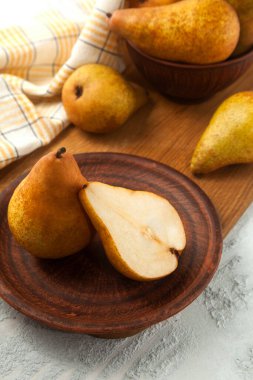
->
0;153;222;338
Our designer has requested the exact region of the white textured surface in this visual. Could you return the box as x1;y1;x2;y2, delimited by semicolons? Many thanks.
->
1;203;253;380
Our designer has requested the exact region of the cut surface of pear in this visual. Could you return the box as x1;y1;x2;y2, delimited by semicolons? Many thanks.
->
80;182;186;281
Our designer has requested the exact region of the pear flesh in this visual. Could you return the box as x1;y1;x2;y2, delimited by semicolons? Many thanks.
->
108;0;240;65
8;148;93;259
191;92;253;174
80;182;186;281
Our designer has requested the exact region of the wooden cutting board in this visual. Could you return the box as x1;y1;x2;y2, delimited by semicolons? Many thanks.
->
1;61;253;237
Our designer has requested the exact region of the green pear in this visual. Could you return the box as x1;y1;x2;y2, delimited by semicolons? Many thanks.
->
228;0;253;55
8;148;93;258
191;92;253;174
79;182;186;281
108;0;240;64
62;64;148;134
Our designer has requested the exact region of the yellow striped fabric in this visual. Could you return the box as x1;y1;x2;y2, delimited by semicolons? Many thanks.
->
0;0;125;169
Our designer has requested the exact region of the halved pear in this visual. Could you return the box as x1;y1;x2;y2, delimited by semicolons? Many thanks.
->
79;182;186;281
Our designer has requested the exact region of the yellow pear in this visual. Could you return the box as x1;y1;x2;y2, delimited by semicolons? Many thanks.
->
79;182;186;281
8;148;93;258
108;0;240;64
62;64;148;134
191;92;253;174
128;0;253;56
228;0;253;55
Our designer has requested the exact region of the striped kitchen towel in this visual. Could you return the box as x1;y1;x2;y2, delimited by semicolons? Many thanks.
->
0;0;125;169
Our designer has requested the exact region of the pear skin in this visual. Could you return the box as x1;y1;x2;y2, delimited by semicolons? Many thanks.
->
8;148;93;258
62;64;148;134
108;0;240;65
191;92;253;174
228;0;253;55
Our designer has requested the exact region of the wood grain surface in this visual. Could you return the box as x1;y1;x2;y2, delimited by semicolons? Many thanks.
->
1;59;253;236
0;153;222;337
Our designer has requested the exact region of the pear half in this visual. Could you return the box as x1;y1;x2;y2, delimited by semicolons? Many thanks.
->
80;182;186;281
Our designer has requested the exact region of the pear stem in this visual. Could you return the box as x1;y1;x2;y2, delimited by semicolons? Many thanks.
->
56;147;66;158
106;12;112;18
82;184;88;189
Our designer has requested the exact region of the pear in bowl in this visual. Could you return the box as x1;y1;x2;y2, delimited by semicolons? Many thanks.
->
108;0;240;65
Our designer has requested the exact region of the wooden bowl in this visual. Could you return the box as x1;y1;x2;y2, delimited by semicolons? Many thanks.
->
127;42;253;102
0;153;222;338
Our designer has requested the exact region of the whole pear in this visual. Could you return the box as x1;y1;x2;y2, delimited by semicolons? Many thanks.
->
228;0;253;55
191;92;253;174
128;0;180;7
62;64;148;134
8;148;93;258
108;0;240;64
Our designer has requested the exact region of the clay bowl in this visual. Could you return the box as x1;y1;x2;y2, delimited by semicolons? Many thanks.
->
127;42;253;102
0;153;222;338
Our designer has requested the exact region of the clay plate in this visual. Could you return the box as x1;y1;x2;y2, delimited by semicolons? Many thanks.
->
0;153;222;338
